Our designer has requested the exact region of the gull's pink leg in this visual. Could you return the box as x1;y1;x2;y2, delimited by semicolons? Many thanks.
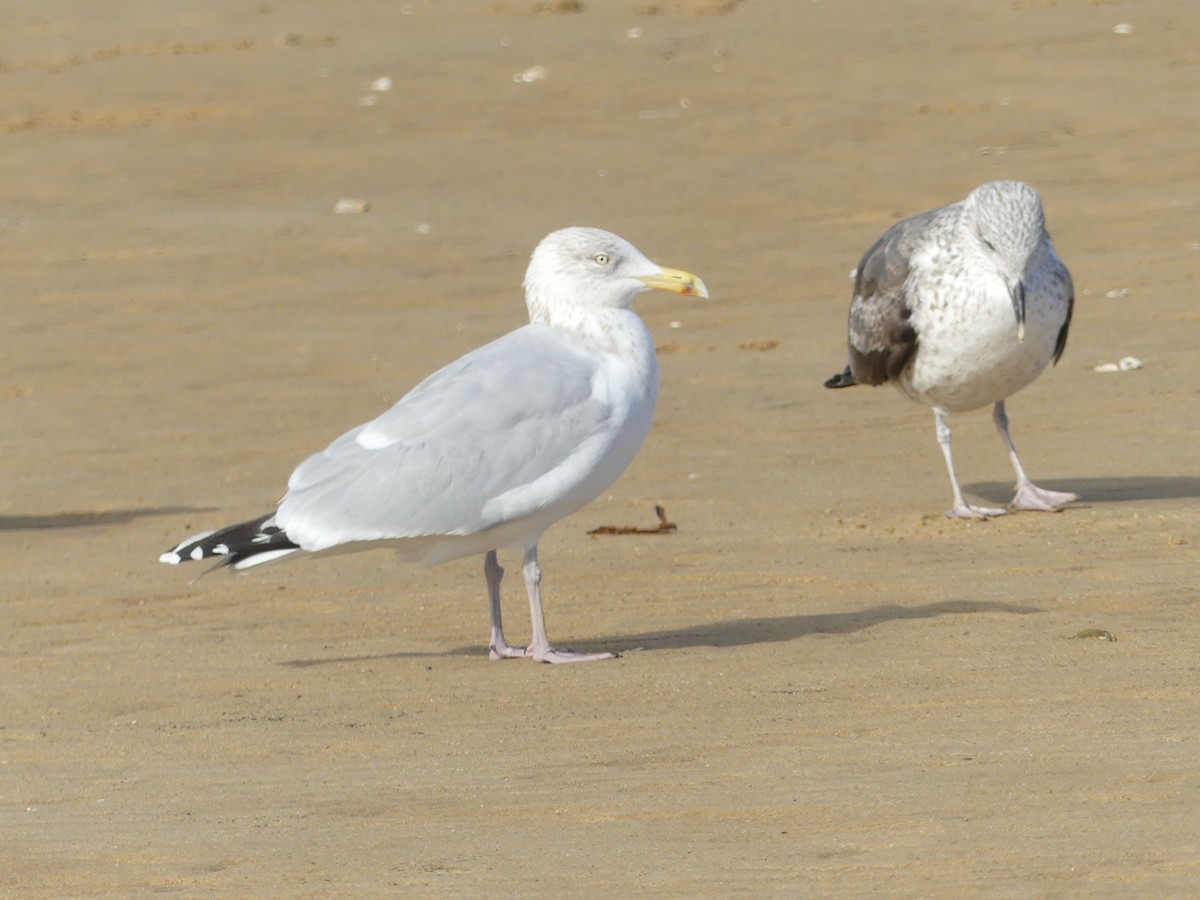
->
934;408;1007;519
522;544;615;664
485;551;524;660
993;401;1078;511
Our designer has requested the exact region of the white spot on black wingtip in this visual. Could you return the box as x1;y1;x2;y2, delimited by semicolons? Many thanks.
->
161;514;296;572
162;528;216;559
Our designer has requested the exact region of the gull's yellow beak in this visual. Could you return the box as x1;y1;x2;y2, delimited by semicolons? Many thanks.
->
636;268;709;299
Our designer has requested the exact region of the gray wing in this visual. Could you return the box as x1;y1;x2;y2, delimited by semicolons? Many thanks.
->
275;324;619;552
1050;252;1074;366
843;207;942;386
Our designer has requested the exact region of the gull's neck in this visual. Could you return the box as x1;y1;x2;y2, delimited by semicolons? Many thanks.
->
528;298;653;358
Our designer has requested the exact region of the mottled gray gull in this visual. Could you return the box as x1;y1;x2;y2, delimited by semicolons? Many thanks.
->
161;227;708;663
825;180;1076;518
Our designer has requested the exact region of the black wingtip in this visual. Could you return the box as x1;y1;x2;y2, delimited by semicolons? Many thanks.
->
160;513;299;568
824;367;858;389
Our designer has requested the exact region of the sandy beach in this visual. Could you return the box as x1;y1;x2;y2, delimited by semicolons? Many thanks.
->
3;0;1200;894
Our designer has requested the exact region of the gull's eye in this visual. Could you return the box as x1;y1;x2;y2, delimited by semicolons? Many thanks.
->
593;253;611;266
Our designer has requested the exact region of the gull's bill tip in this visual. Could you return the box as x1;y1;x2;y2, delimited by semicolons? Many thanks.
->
637;267;708;299
1011;280;1027;342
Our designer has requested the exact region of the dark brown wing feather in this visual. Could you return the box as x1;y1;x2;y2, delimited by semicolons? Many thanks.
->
845;208;942;386
1051;261;1074;365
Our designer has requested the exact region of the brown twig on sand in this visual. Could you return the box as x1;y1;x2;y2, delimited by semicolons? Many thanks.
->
588;504;677;535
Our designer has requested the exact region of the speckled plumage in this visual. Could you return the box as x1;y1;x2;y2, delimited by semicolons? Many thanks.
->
826;180;1077;518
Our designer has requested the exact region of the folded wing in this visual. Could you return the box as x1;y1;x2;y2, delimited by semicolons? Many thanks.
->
845;207;943;386
276;325;623;551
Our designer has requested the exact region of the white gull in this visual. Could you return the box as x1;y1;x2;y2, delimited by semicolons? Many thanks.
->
161;227;707;662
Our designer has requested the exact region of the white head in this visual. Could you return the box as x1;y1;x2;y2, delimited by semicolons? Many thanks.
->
963;180;1047;340
523;227;707;327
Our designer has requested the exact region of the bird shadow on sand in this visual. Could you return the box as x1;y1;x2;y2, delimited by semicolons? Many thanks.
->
279;599;1040;667
966;475;1200;506
0;505;213;532
598;599;1039;655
